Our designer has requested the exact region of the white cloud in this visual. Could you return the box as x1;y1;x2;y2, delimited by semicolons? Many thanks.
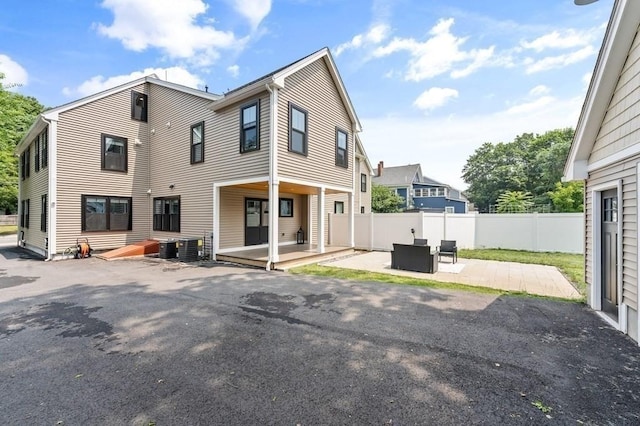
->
229;0;271;30
227;64;240;78
95;0;243;67
361;95;583;191
413;87;458;112
372;18;495;81
334;23;391;56
529;85;550;96
62;67;204;98
505;95;555;115
0;54;28;90
525;45;595;74
521;29;592;52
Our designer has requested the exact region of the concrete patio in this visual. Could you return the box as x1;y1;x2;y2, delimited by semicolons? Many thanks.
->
320;250;582;299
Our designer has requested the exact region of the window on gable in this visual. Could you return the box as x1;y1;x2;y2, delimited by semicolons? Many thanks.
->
153;197;180;232
131;91;148;122
240;101;260;153
360;173;367;192
191;121;204;164
41;194;47;232
41;130;48;168
102;134;128;172
82;195;132;232
334;201;344;214
289;103;308;155
35;135;41;172
25;146;30;178
336;128;348;168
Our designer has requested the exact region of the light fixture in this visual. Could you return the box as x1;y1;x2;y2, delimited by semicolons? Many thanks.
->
166;121;171;128
169;184;175;189
574;0;599;5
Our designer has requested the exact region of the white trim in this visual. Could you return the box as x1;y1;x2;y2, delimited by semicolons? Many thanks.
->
213;184;220;259
317;187;325;253
588;143;640;173
589;179;624;330
216;240;299;254
47;119;58;260
279;176;353;194
637;163;640;343
214;175;271;187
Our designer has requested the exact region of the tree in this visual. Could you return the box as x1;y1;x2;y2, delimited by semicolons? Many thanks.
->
462;128;574;212
0;73;45;213
496;190;534;213
548;181;584;212
371;183;404;213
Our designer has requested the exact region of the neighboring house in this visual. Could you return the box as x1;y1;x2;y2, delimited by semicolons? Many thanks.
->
564;0;640;344
15;47;372;267
372;162;467;213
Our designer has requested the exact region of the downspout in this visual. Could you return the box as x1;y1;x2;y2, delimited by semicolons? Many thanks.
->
41;116;57;261
265;82;279;270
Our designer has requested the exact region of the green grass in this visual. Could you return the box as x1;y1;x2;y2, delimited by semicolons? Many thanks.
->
458;248;585;294
0;225;17;236
290;248;586;301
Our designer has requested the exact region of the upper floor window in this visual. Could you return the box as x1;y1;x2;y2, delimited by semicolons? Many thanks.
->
82;195;132;232
360;173;367;192
334;201;344;214
20;151;26;180
102;134;128;172
35;136;41;172
289;103;308;155
240;101;259;153
335;128;348;168
41;129;48;168
131;91;148;122
191;121;204;164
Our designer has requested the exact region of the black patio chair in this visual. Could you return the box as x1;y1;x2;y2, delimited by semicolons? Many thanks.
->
437;240;458;263
413;238;428;246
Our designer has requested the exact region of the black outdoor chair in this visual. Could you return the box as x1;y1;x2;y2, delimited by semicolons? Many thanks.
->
437;240;458;263
413;238;428;246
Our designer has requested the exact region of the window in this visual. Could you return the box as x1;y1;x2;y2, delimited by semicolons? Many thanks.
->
335;128;348;167
334;201;344;214
361;206;365;214
153;197;180;232
41;130;48;168
20;152;25;180
279;198;293;217
102;134;128;172
82;195;132;232
240;101;260;152
20;199;29;228
289;103;308;155
190;122;204;164
41;194;47;232
35;136;40;172
22;146;31;179
131;91;148;122
360;173;367;192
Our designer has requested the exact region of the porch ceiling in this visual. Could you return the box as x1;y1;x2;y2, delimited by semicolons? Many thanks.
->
234;181;345;195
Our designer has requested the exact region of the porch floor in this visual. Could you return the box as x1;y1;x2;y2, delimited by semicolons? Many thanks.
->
216;244;354;270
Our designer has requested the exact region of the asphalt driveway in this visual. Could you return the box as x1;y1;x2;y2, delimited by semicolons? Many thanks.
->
1;240;639;425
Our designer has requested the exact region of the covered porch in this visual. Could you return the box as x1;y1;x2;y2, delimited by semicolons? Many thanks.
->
216;243;354;270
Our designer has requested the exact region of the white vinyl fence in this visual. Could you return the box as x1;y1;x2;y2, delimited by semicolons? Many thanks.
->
328;212;584;254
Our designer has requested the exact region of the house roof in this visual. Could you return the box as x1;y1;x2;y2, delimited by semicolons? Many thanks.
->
564;0;640;180
16;75;222;154
372;164;422;186
207;47;362;133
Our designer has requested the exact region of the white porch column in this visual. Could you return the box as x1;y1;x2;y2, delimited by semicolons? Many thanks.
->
307;195;314;245
348;191;354;247
317;187;325;253
269;181;280;262
47;118;58;260
213;184;220;260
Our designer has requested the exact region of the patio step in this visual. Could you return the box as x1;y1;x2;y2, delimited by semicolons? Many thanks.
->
272;248;355;270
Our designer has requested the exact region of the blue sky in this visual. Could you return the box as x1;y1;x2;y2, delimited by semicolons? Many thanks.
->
1;0;613;190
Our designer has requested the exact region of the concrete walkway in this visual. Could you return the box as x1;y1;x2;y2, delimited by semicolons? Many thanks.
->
322;250;582;300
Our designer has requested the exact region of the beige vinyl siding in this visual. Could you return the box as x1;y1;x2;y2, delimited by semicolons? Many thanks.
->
55;83;150;252
590;24;640;163
210;93;271;181
277;58;353;188
18;134;49;252
218;187;303;249
356;155;371;214
586;158;638;308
